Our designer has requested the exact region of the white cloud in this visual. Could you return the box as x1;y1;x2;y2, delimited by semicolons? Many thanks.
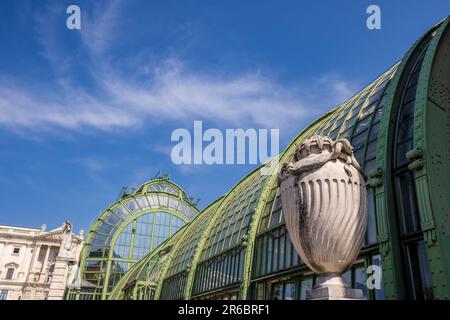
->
0;1;359;135
0;59;357;133
80;0;124;55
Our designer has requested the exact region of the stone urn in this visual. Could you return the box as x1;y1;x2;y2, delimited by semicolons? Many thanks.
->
278;135;367;300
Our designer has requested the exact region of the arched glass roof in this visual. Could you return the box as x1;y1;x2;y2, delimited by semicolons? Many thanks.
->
108;63;399;300
76;178;199;299
109;198;224;300
106;18;450;301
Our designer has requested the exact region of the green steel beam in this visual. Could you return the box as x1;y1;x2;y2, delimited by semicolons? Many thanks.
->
411;16;450;299
372;20;443;299
239;120;324;299
183;167;264;299
75;178;199;300
100;207;190;299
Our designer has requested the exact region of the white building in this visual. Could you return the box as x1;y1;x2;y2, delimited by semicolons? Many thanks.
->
0;222;83;300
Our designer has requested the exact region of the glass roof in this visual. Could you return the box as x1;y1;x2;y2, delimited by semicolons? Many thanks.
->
165;199;223;278
79;177;200;297
199;170;267;261
108;62;401;299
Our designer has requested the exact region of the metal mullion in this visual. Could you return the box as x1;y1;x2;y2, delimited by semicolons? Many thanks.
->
282;231;287;270
270;232;277;273
335;89;372;139
117;199;134;217
236;185;263;241
211;260;217;291
227;253;233;283
204;262;210;293
266;189;280;230
209;198;237;256
235;251;241;281
130;195;143;213
90;230;111;239
218;196;246;253
347;79;384;141
360;86;392;166
198;263;204;294
99;217;119;229
231;193;255;247
321;101;351;136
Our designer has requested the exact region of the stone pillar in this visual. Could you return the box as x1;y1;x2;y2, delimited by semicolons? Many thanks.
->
279;136;368;300
47;221;81;300
47;257;70;300
41;245;51;279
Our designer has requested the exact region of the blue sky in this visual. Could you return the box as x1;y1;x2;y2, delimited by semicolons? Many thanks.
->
0;0;448;233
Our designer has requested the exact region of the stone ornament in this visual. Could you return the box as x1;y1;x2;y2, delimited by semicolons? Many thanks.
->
59;221;74;258
278;135;368;300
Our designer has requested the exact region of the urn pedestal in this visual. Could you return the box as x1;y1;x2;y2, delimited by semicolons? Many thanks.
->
279;136;368;300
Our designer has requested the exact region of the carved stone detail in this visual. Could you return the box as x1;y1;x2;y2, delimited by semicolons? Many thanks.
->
278;135;368;300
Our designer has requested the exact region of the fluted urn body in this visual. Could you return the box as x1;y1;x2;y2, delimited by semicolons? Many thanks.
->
279;136;367;299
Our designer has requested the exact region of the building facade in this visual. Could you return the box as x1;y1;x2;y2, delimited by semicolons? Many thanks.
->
106;16;450;300
0;222;83;300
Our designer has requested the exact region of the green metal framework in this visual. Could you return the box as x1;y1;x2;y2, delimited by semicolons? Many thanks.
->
67;178;199;300
106;17;450;300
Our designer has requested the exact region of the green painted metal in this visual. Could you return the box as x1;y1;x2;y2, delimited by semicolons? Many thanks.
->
411;16;450;299
108;229;185;299
373;19;444;299
72;178;199;300
100;207;189;299
154;198;224;299
239;120;325;299
183;166;265;299
105;18;450;301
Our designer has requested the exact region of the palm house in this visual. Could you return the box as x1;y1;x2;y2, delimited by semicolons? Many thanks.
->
70;16;450;300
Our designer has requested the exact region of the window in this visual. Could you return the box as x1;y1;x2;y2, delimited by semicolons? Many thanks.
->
371;254;385;300
396;172;420;233
283;282;296;300
299;278;313;300
407;240;434;299
354;266;369;299
12;248;20;254
0;290;8;300
271;283;283;300
390;32;434;299
5;268;14;280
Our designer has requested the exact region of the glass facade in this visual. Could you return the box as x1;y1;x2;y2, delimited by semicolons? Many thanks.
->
84;17;450;301
71;178;199;299
391;29;435;300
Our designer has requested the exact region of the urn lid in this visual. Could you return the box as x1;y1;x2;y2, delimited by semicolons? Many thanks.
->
294;135;334;161
279;135;366;183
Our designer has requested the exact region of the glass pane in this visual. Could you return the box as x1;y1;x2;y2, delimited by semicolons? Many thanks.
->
396;171;420;234
342;270;351;287
284;282;296;300
299;278;313;300
271;283;283;300
354;267;369;299
408;241;434;300
372;254;385;300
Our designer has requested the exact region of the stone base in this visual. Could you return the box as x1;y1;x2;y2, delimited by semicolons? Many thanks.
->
306;286;364;300
306;273;365;300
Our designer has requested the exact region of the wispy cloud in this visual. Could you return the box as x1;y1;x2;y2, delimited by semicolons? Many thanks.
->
0;1;358;135
81;0;124;55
